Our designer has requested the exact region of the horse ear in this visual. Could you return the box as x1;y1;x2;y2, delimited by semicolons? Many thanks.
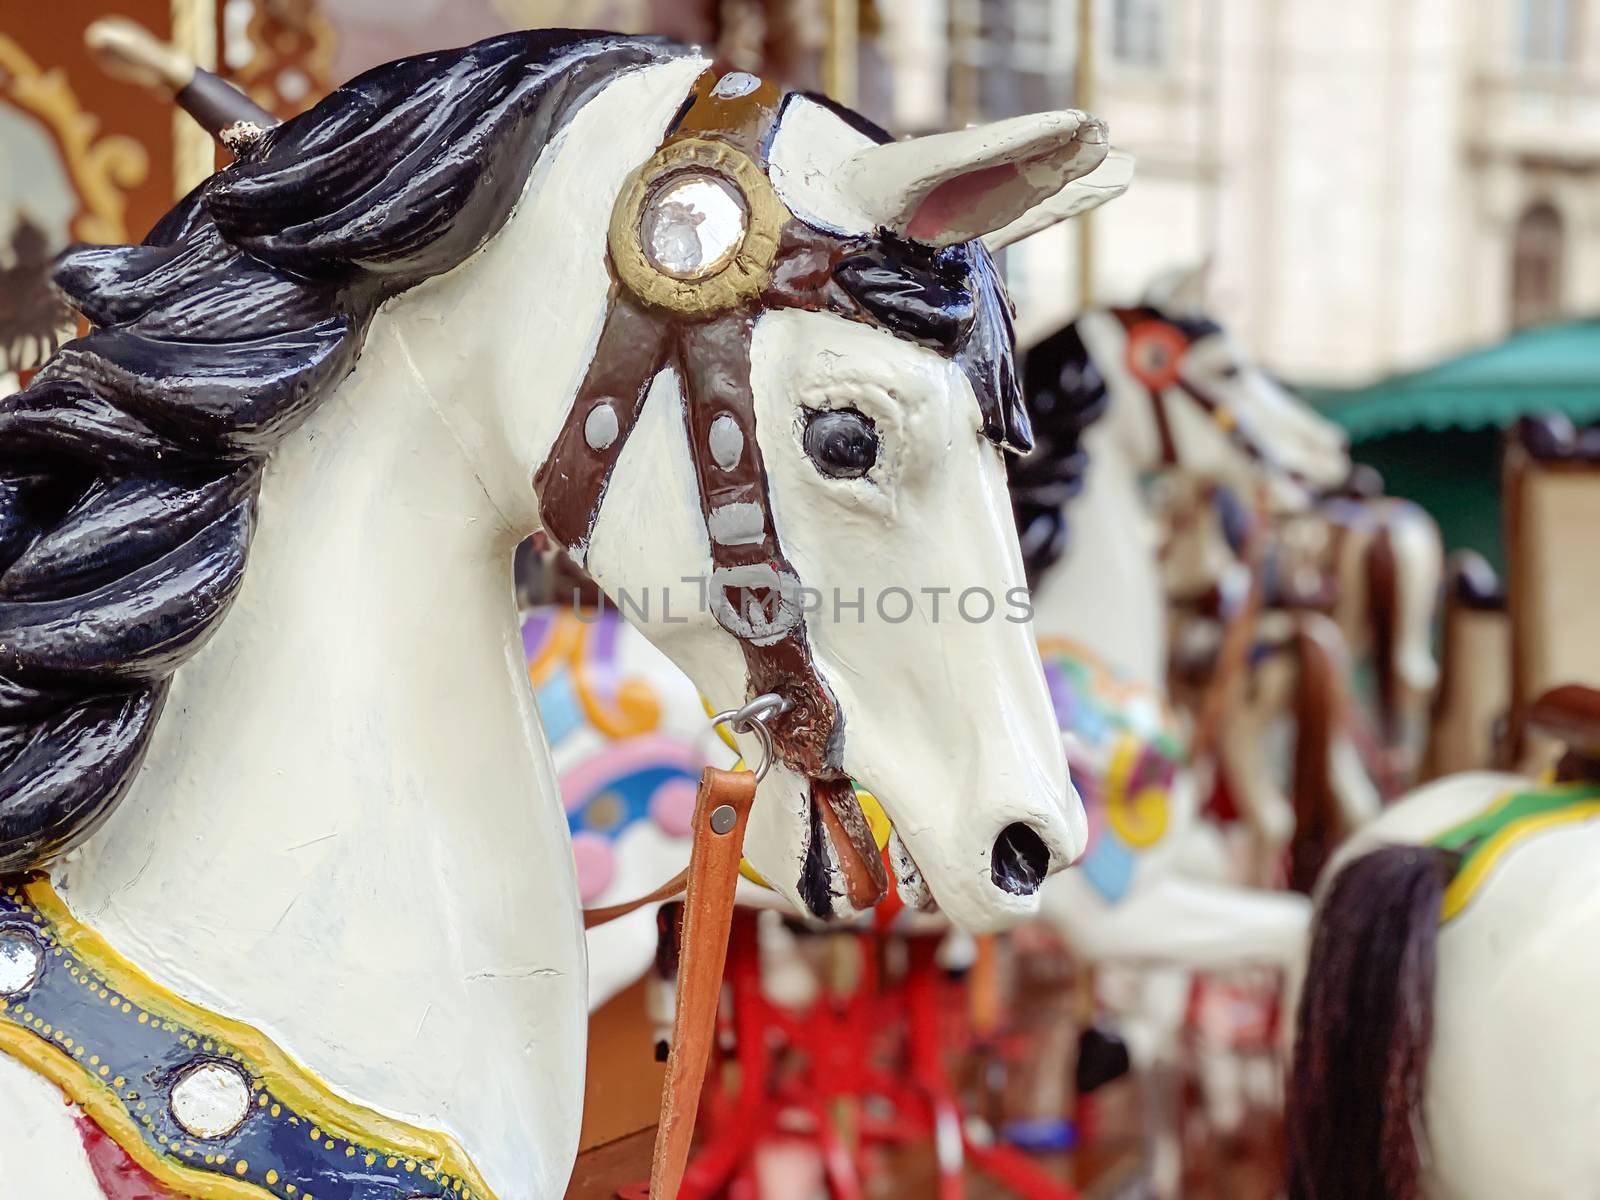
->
1141;257;1212;316
842;110;1115;248
982;150;1134;252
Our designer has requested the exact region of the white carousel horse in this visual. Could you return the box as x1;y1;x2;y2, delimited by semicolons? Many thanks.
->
1012;303;1351;1195
1287;686;1600;1200
0;31;1122;1200
1161;477;1383;888
1146;263;1444;796
1017;303;1351;980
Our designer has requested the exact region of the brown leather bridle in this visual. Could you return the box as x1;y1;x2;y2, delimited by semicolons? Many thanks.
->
1113;307;1311;488
534;70;924;783
534;72;838;773
537;68;1036;918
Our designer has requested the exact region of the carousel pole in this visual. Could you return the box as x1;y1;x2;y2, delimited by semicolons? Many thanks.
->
825;0;860;107
168;0;219;192
825;3;862;1169
1076;0;1096;309
949;0;980;128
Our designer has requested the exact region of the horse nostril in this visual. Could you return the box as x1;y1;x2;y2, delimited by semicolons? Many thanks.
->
990;823;1050;896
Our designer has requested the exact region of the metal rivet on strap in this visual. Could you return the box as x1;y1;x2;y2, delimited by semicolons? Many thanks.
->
708;413;744;471
710;805;738;835
584;401;620;451
711;71;762;99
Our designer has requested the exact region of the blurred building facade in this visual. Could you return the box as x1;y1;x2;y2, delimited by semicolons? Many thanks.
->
6;0;1593;388
879;0;1598;386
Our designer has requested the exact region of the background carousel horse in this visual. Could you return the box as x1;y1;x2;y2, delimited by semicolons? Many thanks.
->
0;30;1123;1199
1155;464;1443;890
1288;684;1600;1200
1303;475;1444;788
1012;297;1352;1196
1144;266;1444;800
1160;476;1383;891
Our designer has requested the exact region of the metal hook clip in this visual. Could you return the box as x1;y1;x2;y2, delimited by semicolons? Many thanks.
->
711;693;787;783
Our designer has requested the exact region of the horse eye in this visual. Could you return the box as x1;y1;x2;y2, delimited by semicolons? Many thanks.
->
1219;363;1242;380
803;408;878;479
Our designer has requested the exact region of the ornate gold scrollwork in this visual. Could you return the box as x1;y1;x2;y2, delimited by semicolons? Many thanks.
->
0;35;150;245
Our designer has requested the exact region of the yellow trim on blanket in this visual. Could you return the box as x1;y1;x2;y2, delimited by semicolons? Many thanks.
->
1;876;499;1200
1439;801;1600;922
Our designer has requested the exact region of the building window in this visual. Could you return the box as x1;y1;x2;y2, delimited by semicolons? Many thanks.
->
1111;0;1167;68
949;0;1074;122
1518;0;1573;67
1511;202;1565;329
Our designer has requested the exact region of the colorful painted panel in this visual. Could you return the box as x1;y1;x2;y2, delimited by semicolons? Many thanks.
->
524;606;711;904
1040;637;1185;904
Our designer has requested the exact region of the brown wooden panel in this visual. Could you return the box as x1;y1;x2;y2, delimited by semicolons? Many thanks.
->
580;977;668;1153
1504;439;1600;764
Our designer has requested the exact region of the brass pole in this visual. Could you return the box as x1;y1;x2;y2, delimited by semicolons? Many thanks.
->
169;0;219;194
826;0;860;106
1076;0;1095;309
949;0;980;128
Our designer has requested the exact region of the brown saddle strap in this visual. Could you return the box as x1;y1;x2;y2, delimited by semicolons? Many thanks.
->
1190;491;1268;764
582;765;756;1197
582;869;691;930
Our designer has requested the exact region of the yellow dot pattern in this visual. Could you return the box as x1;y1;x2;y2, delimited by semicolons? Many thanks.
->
0;876;491;1200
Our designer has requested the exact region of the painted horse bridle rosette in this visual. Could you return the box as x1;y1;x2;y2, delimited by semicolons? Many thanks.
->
608;117;789;313
1114;307;1308;486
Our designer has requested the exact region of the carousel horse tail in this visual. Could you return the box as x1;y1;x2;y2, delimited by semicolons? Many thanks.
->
1286;842;1458;1200
1287;615;1343;893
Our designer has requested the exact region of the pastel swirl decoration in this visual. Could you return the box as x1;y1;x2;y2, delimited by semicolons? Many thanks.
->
0;32;688;871
1040;638;1183;903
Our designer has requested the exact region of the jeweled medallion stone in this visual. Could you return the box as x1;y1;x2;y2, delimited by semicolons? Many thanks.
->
170;1060;251;1139
640;173;748;281
0;930;41;996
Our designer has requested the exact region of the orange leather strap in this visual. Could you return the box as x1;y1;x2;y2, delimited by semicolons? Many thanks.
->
582;870;690;930
582;766;757;1197
650;766;755;1197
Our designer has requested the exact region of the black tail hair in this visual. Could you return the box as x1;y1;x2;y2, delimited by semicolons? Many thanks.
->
1287;844;1458;1200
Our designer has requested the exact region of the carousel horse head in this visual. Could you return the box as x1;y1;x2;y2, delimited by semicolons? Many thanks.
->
1056;264;1352;510
0;32;1130;934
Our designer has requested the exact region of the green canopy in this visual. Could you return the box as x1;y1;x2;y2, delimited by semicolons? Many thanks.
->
1304;318;1600;441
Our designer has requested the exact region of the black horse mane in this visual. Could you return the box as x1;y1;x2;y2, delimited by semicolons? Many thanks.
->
1008;319;1111;586
0;31;688;870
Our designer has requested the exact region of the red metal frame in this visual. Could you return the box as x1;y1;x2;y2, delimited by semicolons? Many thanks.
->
622;914;1081;1199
